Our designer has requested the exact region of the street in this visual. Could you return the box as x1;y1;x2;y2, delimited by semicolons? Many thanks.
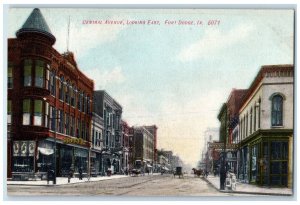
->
7;174;260;197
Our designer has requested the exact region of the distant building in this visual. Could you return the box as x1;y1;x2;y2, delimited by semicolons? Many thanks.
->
133;126;154;172
121;120;131;172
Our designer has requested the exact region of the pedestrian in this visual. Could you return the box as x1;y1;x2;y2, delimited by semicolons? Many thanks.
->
68;168;73;183
79;167;83;180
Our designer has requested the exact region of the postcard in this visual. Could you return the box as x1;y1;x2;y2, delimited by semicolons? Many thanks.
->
5;6;294;198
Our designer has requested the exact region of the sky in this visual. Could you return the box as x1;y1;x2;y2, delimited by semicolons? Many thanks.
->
7;8;294;167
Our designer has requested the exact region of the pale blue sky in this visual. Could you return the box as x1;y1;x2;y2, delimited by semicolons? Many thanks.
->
8;8;294;166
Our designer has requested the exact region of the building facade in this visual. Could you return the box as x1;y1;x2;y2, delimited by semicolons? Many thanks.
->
93;90;122;174
8;8;94;180
133;127;154;172
238;65;294;187
91;112;104;175
121;120;131;173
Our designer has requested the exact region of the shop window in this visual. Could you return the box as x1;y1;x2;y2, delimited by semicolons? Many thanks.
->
33;100;43;126
8;100;12;124
22;99;31;125
270;141;288;186
24;60;32;86
35;60;44;88
12;141;35;172
271;95;283;126
8;62;13;88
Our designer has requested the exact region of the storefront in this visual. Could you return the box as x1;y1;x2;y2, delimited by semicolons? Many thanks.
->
249;139;289;187
12;140;36;180
36;140;54;173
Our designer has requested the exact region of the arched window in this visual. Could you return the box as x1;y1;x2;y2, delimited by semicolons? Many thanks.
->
272;95;283;126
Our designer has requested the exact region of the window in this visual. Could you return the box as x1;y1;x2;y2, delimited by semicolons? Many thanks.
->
24;60;32;86
50;106;56;131
78;91;82;111
71;86;76;107
65;113;69;135
258;99;261;129
49;71;56;96
87;96;90;114
8;100;12;124
45;65;50;91
35;60;44;88
23;99;31;125
70;116;74;136
59;76;64;101
272;95;283;126
65;81;70;104
254;104;257;132
45;102;49;128
82;93;85;113
8;62;13;88
250;108;253;134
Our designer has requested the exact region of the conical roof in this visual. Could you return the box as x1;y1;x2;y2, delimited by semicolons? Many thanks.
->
16;8;56;43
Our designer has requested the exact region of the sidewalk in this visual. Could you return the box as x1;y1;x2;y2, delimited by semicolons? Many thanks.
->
7;174;129;186
203;175;293;196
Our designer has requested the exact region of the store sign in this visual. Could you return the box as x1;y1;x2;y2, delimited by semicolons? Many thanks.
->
63;137;85;146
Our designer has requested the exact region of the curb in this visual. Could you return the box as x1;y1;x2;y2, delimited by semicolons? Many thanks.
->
202;177;293;196
7;175;130;187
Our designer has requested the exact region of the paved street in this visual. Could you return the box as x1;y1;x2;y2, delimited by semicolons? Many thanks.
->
7;174;261;197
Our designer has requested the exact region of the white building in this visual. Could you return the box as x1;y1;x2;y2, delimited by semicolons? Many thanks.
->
238;64;293;187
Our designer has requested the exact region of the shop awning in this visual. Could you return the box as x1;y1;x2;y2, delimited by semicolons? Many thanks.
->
38;147;54;155
163;167;169;171
147;164;152;168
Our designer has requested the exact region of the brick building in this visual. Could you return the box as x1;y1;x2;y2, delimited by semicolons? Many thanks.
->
93;90;122;174
8;8;94;180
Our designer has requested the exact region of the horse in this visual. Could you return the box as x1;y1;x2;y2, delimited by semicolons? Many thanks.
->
192;168;203;177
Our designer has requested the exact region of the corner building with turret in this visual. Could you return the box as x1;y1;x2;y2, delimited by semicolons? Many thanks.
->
7;8;94;180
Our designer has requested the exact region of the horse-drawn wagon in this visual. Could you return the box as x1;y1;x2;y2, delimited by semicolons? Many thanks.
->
173;166;184;178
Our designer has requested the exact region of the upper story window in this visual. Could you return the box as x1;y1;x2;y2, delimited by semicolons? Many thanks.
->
22;99;31;125
59;76;64;101
71;85;76;107
65;81;70;104
24;60;32;86
272;95;283;126
8;62;13;88
33;100;43;126
35;60;44;88
23;59;49;89
22;99;48;126
49;71;56;96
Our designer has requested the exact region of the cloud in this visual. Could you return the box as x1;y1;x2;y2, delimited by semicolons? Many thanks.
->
84;66;126;90
177;24;254;62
